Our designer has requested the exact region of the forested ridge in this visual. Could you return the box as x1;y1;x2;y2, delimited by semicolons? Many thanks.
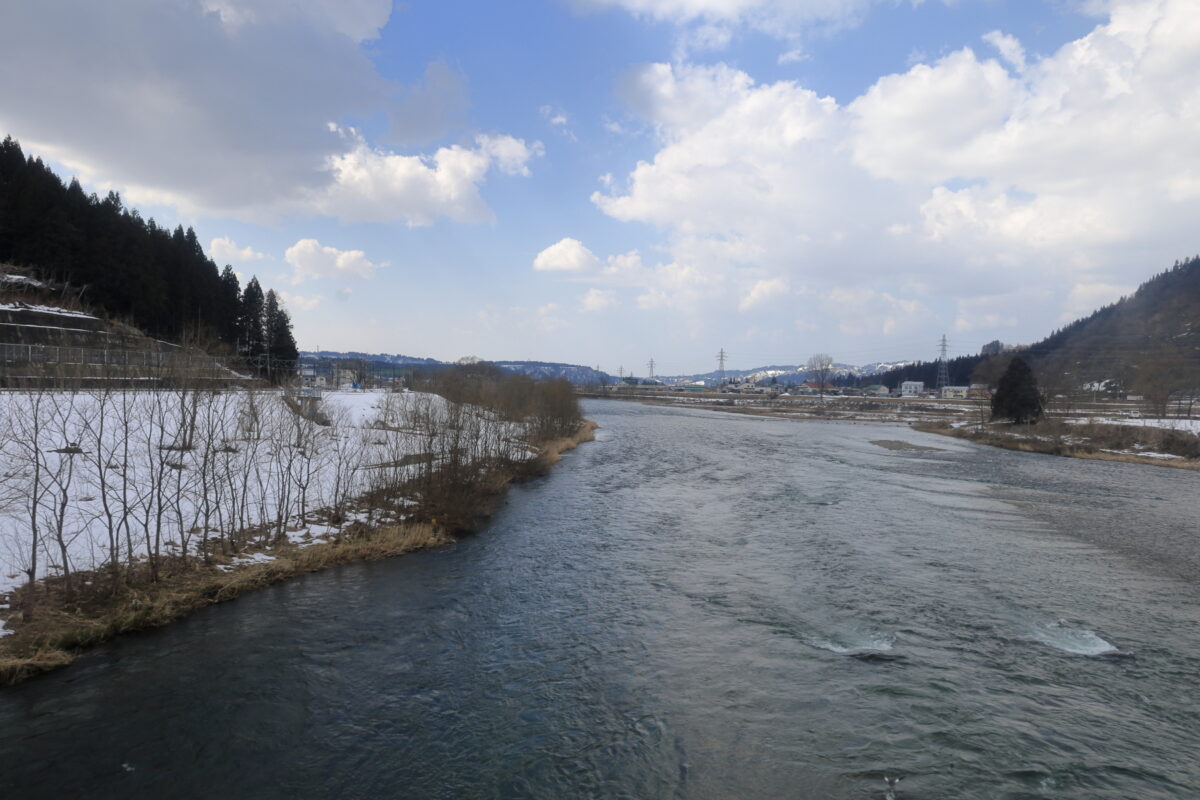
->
865;256;1200;393
0;135;296;376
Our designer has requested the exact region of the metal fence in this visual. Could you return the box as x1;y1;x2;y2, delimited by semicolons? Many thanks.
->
0;341;252;388
0;342;175;368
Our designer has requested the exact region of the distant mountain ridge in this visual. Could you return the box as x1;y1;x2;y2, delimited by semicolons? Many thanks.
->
300;351;613;385
300;350;441;366
660;360;916;387
302;350;918;388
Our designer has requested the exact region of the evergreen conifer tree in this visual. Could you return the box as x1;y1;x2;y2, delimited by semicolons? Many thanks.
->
218;265;241;343
991;356;1043;423
239;277;266;363
263;289;298;383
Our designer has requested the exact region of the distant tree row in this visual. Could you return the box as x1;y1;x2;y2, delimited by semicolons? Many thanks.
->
861;355;982;391
0;135;296;381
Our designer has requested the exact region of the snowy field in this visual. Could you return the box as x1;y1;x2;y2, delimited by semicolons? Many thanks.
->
0;389;531;597
1062;415;1200;434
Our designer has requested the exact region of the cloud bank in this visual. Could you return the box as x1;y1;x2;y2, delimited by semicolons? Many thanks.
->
586;0;1200;338
0;0;538;225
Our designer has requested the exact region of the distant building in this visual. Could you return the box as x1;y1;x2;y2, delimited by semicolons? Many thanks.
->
940;386;969;399
900;380;924;397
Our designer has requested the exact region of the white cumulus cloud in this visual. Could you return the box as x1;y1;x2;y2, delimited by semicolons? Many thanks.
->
592;0;1200;341
284;238;383;283
533;238;602;272
210;236;267;263
320;128;542;225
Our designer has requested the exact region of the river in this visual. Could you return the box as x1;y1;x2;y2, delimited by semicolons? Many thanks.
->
2;399;1199;798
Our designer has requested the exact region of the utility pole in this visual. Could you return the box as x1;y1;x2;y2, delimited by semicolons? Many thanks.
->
647;358;656;381
717;347;727;386
936;334;950;393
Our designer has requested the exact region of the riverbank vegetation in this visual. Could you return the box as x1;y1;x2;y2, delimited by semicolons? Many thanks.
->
0;367;592;685
918;416;1200;468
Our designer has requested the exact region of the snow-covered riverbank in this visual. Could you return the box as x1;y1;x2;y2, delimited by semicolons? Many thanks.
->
0;388;531;596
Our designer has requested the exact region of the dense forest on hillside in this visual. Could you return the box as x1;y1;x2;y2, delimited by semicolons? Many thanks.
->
0;135;297;378
863;256;1200;399
1025;256;1200;386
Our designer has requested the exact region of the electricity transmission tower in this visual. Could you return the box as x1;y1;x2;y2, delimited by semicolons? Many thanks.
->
936;334;950;392
646;358;656;381
717;348;727;385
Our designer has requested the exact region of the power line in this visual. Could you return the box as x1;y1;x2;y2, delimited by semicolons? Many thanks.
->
717;347;727;384
647;357;655;380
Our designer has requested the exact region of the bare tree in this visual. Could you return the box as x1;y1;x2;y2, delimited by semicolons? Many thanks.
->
42;390;87;601
5;389;51;620
806;353;834;400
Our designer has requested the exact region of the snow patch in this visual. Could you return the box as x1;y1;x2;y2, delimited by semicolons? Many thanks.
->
0;302;96;319
216;551;277;572
0;274;46;288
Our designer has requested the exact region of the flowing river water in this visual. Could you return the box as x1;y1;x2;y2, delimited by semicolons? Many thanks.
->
2;399;1200;798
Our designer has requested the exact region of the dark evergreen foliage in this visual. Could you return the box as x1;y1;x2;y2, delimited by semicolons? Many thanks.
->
239;277;266;358
862;354;983;391
0;135;243;347
991;356;1043;423
263;289;298;383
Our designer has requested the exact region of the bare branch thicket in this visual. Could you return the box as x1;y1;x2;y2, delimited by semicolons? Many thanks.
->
806;354;834;401
6;387;51;620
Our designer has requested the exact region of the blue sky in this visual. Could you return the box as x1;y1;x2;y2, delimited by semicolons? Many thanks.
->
2;0;1197;375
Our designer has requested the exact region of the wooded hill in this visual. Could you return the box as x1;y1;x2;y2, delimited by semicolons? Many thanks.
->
1024;256;1200;397
0;135;297;379
867;256;1200;399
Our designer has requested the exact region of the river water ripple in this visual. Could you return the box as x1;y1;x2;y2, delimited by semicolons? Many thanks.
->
2;399;1199;798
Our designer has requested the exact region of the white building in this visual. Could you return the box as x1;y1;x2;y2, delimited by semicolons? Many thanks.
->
900;380;924;397
940;386;969;399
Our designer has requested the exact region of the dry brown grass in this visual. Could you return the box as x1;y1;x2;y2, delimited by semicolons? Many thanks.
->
532;419;598;471
923;422;1200;470
0;522;450;686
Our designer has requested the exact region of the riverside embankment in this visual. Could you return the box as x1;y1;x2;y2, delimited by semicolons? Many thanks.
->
1;399;1197;798
0;383;596;685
